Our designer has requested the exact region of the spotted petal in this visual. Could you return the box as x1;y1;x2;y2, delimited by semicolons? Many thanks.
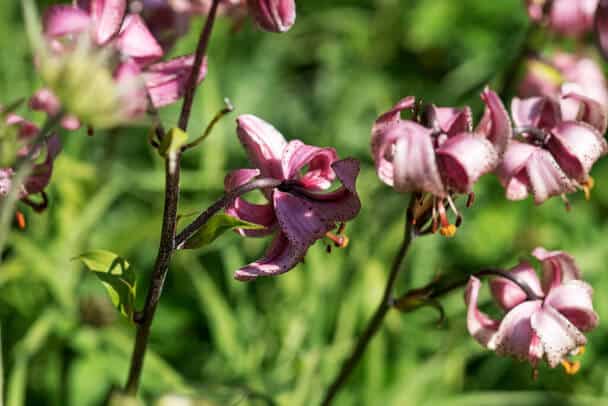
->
545;280;599;332
493;300;543;362
495;141;537;201
511;96;561;130
88;0;127;44
546;121;607;182
391;122;445;196
234;233;305;281
525;148;576;204
426;105;472;136
560;87;608;134
530;304;587;368
435;133;498;193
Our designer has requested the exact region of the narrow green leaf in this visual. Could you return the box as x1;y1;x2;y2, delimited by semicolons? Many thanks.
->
74;250;136;320
183;213;264;250
159;127;188;158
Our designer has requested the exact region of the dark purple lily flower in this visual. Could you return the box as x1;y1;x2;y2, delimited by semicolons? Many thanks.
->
0;114;61;201
38;0;208;127
497;94;607;205
466;247;598;374
225;114;360;281
371;87;511;236
247;0;295;33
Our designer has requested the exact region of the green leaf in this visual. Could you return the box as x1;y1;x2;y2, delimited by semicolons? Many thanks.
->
159;128;188;158
74;250;136;320
183;213;264;250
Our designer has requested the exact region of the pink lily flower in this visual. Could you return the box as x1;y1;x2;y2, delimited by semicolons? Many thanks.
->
520;53;608;110
526;0;598;37
38;0;208;126
465;247;599;373
225;114;361;281
370;87;511;236
247;0;296;33
0;115;61;201
496;94;607;204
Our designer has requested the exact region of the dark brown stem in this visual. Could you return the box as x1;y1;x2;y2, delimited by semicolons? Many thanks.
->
123;0;221;395
175;177;283;249
320;195;417;406
177;0;221;132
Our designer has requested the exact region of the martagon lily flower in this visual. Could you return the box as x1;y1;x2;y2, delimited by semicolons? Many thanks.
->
526;0;598;37
371;87;511;236
248;0;296;33
34;0;208;128
225;114;361;281
496;93;607;205
465;247;599;374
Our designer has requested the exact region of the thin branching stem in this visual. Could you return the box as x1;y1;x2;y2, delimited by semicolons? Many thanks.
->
321;195;417;406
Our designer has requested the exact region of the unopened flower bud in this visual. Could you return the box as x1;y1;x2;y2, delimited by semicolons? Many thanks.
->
247;0;296;33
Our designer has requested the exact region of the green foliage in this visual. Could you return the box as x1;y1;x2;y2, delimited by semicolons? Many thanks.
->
2;0;608;405
74;250;136;321
182;213;264;250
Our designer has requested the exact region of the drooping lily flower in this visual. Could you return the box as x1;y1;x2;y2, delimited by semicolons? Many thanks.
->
526;0;598;37
370;87;511;236
465;247;599;374
0;114;61;202
496;95;607;205
520;53;608;110
36;0;208;128
225;114;360;281
247;0;296;33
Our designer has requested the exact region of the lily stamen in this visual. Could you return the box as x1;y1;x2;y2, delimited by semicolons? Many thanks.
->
560;359;581;375
437;200;456;238
325;231;349;248
581;176;595;201
15;211;26;230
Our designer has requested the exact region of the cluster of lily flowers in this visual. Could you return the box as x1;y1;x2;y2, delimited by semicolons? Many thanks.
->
1;0;605;379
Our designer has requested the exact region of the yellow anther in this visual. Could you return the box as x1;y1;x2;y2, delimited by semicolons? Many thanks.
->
577;346;586;356
439;224;457;238
582;177;595;201
325;232;349;248
560;359;581;375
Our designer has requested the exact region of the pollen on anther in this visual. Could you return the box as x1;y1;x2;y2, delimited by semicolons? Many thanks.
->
15;211;26;230
439;224;456;238
560;359;581;375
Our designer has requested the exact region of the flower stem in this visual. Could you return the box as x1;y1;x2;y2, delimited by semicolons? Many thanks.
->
175;177;282;249
178;0;221;132
320;195;417;406
123;0;221;395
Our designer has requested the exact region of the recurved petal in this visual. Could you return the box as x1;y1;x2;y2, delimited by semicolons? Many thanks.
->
224;168;261;191
435;133;498;193
23;134;62;196
234;233;305;281
248;0;296;33
546;121;607;182
560;86;608;134
531;304;587;368
371;96;416;158
391;122;445;196
532;247;581;292
235;115;287;180
43;5;91;38
225;198;277;237
464;277;500;349
89;0;127;44
511;96;561;129
426;105;473;136
493;300;543;362
144;54;208;107
281;140;337;189
116;14;164;65
490;261;544;311
545;280;599;332
495;141;538;201
525;148;576;204
476;87;512;154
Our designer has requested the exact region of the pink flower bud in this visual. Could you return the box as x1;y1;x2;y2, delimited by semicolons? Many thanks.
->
247;0;296;33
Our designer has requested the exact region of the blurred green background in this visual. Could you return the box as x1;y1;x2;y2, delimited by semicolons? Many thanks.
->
2;0;608;405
